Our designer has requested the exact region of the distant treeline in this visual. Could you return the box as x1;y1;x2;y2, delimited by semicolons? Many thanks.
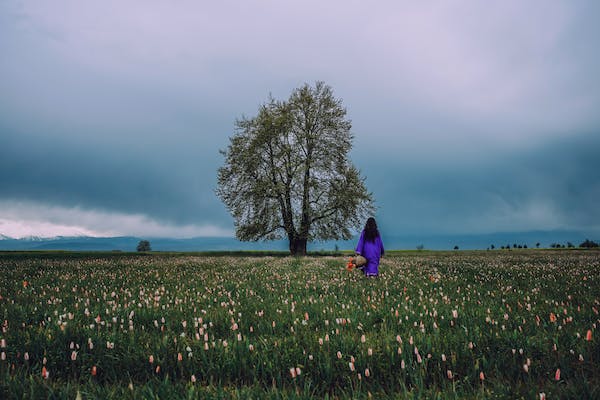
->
487;239;598;250
443;239;600;251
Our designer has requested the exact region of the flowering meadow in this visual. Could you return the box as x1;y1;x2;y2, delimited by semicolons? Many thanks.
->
0;251;599;399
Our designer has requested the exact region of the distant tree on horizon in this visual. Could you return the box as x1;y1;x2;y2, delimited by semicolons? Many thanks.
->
454;245;459;250
137;240;151;252
490;244;495;250
536;242;540;248
580;239;599;248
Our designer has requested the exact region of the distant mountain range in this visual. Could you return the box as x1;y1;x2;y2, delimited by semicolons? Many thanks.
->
0;235;287;252
0;230;597;252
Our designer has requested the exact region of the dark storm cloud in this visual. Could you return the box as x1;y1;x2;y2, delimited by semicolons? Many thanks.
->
363;132;600;236
0;119;227;226
1;0;599;238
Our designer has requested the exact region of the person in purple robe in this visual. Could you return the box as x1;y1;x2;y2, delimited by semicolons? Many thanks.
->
355;217;385;277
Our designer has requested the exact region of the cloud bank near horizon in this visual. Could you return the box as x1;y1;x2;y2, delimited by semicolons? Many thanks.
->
0;200;232;239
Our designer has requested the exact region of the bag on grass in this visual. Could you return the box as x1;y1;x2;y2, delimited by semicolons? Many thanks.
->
346;254;367;270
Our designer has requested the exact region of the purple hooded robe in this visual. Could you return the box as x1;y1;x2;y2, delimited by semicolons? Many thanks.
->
355;230;385;276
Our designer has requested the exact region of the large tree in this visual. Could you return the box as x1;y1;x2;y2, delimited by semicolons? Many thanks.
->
217;82;374;255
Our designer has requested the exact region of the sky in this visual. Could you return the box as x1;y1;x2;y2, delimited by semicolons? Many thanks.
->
1;0;599;241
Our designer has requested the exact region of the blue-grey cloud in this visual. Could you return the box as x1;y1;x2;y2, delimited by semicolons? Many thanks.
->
363;132;600;236
1;0;599;239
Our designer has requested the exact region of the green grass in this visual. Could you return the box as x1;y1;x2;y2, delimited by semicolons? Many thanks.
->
0;251;599;399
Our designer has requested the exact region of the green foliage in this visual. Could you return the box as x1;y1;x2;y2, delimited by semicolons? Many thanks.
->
0;251;599;399
580;239;599;248
217;82;374;254
136;240;151;252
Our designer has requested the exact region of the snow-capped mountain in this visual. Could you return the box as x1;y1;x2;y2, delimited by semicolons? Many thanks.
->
0;234;75;241
18;235;48;241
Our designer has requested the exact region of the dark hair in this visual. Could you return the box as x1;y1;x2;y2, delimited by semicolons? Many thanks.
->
363;217;380;242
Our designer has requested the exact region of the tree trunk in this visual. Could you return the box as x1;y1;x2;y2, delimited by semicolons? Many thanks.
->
289;237;307;256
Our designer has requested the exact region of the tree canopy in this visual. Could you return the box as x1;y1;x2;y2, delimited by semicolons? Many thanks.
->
217;82;374;255
136;240;151;252
580;239;599;248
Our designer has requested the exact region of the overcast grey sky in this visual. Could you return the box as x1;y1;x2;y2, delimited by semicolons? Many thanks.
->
1;0;599;239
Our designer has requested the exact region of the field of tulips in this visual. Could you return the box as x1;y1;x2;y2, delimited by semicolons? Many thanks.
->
0;250;599;399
